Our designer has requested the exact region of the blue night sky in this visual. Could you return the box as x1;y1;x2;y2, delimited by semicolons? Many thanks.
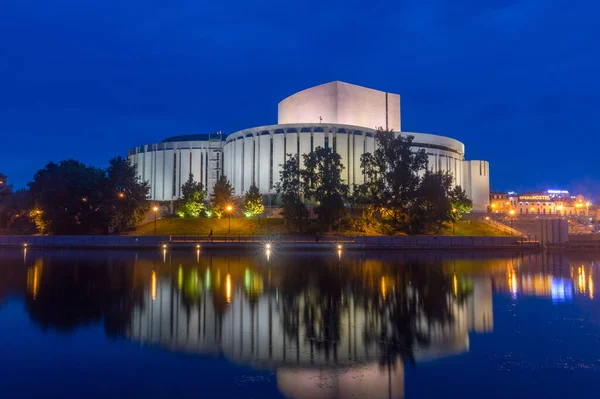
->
1;0;599;195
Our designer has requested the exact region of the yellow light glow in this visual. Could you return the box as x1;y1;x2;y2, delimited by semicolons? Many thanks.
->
226;205;232;212
530;207;535;211
485;216;490;220
381;276;387;300
265;243;271;250
153;206;159;212
491;203;496;208
225;273;232;303
23;243;27;248
196;244;200;249
586;202;591;207
265;248;271;261
162;244;167;249
589;273;594;300
505;202;510;206
118;192;125;198
578;266;586;294
337;249;342;260
337;244;342;250
453;274;458;296
509;209;515;216
151;271;157;301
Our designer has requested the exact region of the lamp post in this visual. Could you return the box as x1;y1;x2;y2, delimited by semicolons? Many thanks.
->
586;202;590;217
509;209;515;234
153;206;159;235
226;205;233;234
452;208;457;235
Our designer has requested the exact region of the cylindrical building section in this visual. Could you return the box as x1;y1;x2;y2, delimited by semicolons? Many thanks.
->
127;134;224;201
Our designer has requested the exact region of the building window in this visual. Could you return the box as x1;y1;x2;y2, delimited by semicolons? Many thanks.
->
310;134;314;152
200;152;204;184
269;136;273;190
333;136;337;152
173;153;177;197
325;136;329;149
189;152;192;176
252;140;256;185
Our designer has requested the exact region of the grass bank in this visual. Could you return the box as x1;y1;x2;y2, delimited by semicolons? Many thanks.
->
126;218;505;237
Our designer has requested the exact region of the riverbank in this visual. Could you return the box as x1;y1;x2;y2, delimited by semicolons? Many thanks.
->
0;234;539;251
126;218;506;237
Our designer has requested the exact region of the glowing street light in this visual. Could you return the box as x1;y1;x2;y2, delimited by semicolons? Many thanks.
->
153;206;159;235
226;205;233;234
509;209;515;233
118;192;125;199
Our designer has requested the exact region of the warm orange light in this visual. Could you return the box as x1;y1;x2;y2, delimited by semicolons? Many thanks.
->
491;203;496;208
153;206;159;212
225;273;232;303
151;271;157;301
226;205;233;212
530;207;535;211
509;209;515;216
381;276;387;300
118;192;125;198
505;201;510;206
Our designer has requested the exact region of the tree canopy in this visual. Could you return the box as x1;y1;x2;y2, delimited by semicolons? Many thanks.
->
243;184;264;218
301;147;348;231
210;175;234;218
27;158;149;234
275;154;308;232
177;174;207;218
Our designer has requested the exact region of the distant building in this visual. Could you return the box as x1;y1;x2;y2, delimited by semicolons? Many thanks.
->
128;81;490;211
490;190;591;217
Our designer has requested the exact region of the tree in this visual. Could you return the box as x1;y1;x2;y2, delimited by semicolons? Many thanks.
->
302;147;348;232
413;171;454;234
275;154;308;232
449;186;473;223
104;156;150;231
243;184;264;218
210;175;234;218
28;160;106;234
355;129;428;233
177;174;207;218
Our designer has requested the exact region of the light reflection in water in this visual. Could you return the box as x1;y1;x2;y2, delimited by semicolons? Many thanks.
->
7;250;600;399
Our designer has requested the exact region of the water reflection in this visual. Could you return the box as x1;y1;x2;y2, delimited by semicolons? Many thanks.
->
1;249;600;398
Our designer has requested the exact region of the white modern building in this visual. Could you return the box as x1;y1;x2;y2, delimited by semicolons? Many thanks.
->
128;81;490;211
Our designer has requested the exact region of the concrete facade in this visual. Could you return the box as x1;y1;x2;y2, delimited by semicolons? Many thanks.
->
127;81;490;211
278;81;401;131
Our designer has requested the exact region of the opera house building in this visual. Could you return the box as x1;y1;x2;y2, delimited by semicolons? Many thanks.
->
128;81;490;211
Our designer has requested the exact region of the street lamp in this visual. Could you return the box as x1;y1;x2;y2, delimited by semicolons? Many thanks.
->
452;208;457;235
226;205;233;234
509;209;515;234
118;192;125;199
153;206;159;235
586;202;590;216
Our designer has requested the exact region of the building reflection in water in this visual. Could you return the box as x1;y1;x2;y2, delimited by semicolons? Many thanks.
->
2;249;600;398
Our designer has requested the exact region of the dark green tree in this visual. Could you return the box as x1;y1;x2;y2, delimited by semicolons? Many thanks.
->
355;129;428;233
275;154;308;232
450;185;473;223
177;174;207;218
210;175;234;218
412;171;454;233
243;184;264;217
104;156;150;231
302;147;348;232
28;160;106;234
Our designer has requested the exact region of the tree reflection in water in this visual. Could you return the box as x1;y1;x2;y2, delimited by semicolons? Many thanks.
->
5;249;513;398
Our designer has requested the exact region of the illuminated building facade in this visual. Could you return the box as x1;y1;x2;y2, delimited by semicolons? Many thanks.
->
490;190;591;217
128;81;490;212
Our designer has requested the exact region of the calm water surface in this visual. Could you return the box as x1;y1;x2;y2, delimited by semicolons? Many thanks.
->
1;248;599;398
